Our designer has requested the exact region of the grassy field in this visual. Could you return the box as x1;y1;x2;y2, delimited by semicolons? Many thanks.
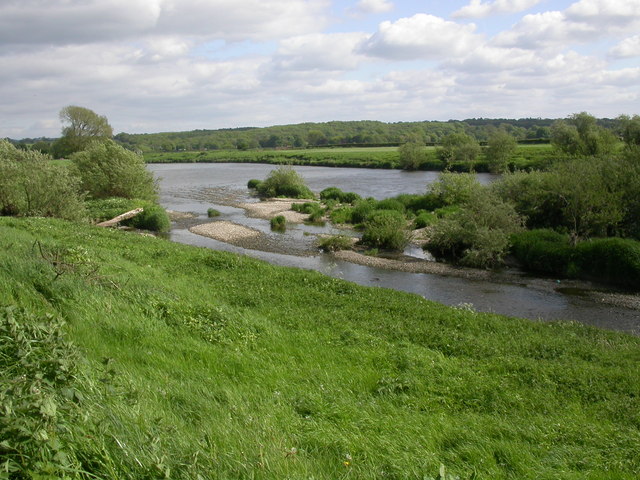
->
142;144;555;171
1;217;638;479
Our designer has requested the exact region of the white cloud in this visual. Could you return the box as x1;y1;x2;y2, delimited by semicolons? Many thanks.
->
609;35;640;58
494;0;640;49
360;14;481;60
452;0;541;19
351;0;394;15
0;0;329;47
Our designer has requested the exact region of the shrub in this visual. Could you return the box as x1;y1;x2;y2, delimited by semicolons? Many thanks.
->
351;198;377;224
292;202;320;214
330;206;354;224
510;229;573;275
247;179;262;189
319;187;361;204
317;235;353;252
414;211;437;229
361;210;409;251
86;198;170;232
429;171;482;206
71;140;158;201
394;193;443;213
270;215;286;231
574;237;640;288
207;208;221;218
375;198;405;213
257;166;314;199
0;140;85;221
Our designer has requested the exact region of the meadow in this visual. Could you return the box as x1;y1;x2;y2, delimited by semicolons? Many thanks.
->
142;144;554;171
1;216;639;479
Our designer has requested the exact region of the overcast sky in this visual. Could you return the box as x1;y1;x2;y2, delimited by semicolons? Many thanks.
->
1;0;639;138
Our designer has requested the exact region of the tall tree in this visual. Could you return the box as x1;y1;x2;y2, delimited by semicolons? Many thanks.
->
551;112;616;157
53;106;113;157
486;130;517;173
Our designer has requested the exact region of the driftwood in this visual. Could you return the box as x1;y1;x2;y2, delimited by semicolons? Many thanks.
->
96;208;144;227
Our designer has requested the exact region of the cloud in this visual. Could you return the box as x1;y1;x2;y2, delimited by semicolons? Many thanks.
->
609;35;640;58
269;32;370;72
494;0;640;49
452;0;541;19
351;0;394;15
0;0;329;47
360;14;481;60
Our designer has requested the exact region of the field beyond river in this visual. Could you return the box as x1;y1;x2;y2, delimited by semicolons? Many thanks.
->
2;216;639;479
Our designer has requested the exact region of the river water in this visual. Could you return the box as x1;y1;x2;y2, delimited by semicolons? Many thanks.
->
148;163;640;335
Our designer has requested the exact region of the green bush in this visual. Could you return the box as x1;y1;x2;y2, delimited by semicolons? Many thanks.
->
247;179;262;189
0;140;86;221
375;198;405;213
70;140;158;201
317;235;353;252
319;187;361;204
270;215;286;231
351;198;377;224
207;208;221;218
574;237;640;288
257;166;314;199
329;206;354;224
394;193;443;214
86;198;170;232
361;210;409;251
414;211;437;229
510;229;573;275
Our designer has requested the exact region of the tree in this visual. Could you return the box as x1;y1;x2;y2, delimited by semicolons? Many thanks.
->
617;114;640;151
438;133;480;169
551;112;617;157
398;140;425;170
486;130;517;173
54;106;113;156
70;140;157;201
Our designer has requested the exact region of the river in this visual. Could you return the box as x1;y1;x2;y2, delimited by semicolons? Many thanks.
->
148;163;640;335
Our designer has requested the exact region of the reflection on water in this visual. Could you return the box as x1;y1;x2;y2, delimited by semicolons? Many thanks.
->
149;163;640;335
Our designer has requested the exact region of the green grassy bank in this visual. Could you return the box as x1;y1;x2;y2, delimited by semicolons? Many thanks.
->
1;217;639;479
143;144;554;171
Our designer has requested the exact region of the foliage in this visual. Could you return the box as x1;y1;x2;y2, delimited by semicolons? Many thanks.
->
361;209;410;251
257;165;314;199
53;105;113;157
71;140;158;201
319;187;361;204
414;210;437;229
618;114;640;149
551;112;617;157
86;197;170;232
438;133;481;168
428;171;483;206
247;179;262;189
0;217;639;479
0;139;86;220
375;198;406;213
398;140;426;170
270;214;286;231
207;208;221;218
486;130;517;173
329;205;354;224
426;189;524;268
0;306;82;477
317;234;354;252
511;230;640;288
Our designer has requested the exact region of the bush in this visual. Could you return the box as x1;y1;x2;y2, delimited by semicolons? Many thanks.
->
574;237;640;288
247;179;262;189
207;208;221;218
375;198;405;213
361;210;409;251
319;187;361;204
414;211;437;229
86;198;170;232
257;166;314;199
270;215;286;231
429;172;483;206
71;140;158;201
510;229;573;275
330;206;354;224
0;140;86;221
317;235;353;252
394;193;443;213
351;198;377;224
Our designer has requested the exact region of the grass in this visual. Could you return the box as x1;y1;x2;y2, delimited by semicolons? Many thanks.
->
143;144;555;171
0;216;639;479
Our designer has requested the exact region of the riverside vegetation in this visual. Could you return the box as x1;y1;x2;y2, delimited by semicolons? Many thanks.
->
2;110;640;478
1;216;639;479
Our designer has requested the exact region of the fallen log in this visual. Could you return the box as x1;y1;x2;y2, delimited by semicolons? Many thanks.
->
96;208;144;227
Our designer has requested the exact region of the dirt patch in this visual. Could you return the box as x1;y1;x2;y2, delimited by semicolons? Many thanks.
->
190;221;262;243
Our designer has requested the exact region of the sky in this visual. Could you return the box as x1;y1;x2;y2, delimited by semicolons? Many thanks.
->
1;0;639;139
